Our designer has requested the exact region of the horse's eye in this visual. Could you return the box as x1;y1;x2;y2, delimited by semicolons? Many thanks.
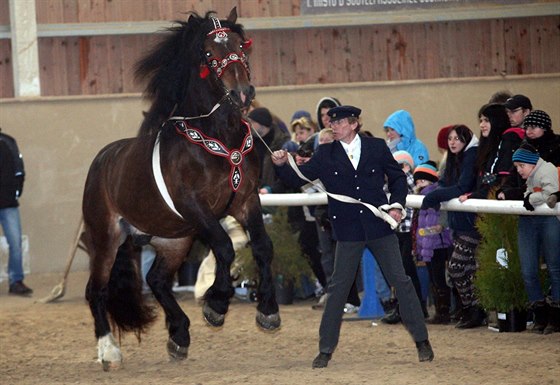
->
205;51;212;58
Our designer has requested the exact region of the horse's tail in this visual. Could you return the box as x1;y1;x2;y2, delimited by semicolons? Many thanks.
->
106;238;156;339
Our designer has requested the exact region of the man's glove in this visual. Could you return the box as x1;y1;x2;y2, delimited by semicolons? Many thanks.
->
523;193;535;211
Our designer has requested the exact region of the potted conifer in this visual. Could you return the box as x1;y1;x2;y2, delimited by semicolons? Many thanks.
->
475;213;528;332
237;207;312;305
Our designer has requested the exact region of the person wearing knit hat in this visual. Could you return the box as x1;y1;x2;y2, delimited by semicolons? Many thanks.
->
414;161;439;185
248;106;297;194
412;159;453;325
520;109;560;166
248;107;273;128
437;126;452;153
510;141;560;334
393;150;415;170
523;110;552;133
512;143;540;167
383;149;429;325
291;110;312;122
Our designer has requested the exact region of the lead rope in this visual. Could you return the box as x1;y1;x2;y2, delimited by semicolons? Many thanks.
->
167;92;231;122
249;125;402;230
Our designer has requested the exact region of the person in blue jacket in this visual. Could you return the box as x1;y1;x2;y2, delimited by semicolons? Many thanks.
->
271;105;433;368
383;109;429;167
420;124;487;329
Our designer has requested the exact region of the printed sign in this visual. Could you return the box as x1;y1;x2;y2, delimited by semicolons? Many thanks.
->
301;0;542;15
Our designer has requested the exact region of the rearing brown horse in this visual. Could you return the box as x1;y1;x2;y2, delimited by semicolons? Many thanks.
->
82;8;280;371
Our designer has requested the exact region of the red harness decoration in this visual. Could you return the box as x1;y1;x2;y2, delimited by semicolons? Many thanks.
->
174;119;253;192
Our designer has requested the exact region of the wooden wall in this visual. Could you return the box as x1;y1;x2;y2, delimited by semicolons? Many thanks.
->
0;1;559;98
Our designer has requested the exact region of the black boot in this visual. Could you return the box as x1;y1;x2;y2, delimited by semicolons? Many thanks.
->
312;352;332;369
543;301;560;335
455;305;487;329
427;287;451;325
416;340;434;362
449;289;463;322
381;298;401;324
529;300;548;334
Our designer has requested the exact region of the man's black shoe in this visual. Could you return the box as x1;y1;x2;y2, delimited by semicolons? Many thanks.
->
9;281;33;296
312;352;332;369
416;340;434;362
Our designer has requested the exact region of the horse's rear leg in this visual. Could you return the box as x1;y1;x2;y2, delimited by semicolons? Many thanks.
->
241;206;281;331
86;279;123;371
84;231;123;371
147;238;192;360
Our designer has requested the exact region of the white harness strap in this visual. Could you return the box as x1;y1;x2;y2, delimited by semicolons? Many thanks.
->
286;153;403;230
152;132;184;219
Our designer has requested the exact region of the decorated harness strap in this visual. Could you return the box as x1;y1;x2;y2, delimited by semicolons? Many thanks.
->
174;119;253;192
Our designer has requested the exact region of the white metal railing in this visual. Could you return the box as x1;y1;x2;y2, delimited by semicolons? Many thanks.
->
260;193;559;216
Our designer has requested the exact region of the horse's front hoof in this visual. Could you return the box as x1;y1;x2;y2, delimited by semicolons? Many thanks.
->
102;359;122;372
203;302;225;328
256;311;281;331
167;338;188;361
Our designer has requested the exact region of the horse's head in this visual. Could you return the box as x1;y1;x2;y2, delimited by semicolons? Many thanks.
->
135;8;255;134
197;8;255;109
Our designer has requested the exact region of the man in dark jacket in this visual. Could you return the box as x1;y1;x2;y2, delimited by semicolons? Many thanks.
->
271;106;432;368
0;128;32;295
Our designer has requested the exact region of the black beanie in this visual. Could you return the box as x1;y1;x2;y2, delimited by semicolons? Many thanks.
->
248;107;273;127
522;110;552;132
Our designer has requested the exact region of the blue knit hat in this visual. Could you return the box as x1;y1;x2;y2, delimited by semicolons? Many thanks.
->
291;110;312;122
512;144;539;165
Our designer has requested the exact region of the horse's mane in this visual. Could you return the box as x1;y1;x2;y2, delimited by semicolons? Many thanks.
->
134;11;246;111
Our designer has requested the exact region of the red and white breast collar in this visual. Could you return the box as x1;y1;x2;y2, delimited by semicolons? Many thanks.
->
151;120;253;219
173;119;253;192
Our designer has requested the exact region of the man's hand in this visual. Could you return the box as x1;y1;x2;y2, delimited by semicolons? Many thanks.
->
271;150;288;166
388;208;403;224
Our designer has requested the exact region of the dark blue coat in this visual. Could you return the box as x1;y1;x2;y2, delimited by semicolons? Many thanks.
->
275;136;407;241
421;146;478;234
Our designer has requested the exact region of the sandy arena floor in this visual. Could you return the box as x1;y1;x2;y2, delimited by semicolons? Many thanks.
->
0;271;558;385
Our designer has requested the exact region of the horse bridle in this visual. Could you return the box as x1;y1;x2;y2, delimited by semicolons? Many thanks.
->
199;17;252;80
168;17;252;122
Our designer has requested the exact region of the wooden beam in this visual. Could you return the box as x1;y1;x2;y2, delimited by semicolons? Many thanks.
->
0;3;558;39
9;0;40;96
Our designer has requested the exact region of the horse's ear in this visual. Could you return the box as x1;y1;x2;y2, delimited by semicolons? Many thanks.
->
227;7;237;24
188;14;196;23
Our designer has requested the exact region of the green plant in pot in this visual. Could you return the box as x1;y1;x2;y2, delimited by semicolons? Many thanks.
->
237;207;313;305
475;213;528;332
